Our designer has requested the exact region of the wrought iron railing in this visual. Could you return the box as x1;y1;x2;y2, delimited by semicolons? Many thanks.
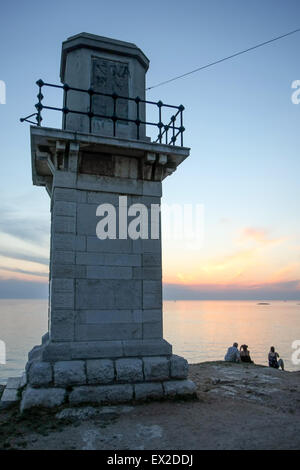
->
20;80;185;146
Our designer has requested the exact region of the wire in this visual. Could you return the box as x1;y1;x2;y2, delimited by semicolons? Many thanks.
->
146;27;300;91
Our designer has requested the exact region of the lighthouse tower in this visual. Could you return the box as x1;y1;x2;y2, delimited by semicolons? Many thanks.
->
19;33;196;410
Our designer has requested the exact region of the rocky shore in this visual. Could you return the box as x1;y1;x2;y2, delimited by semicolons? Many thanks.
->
0;361;299;450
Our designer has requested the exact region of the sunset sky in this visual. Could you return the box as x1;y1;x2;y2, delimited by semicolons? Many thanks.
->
0;0;300;299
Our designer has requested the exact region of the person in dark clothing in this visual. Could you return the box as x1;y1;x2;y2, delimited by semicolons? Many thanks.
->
268;346;284;370
239;344;253;363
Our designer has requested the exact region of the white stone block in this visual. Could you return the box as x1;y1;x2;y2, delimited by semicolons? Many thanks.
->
143;356;170;381
28;344;43;362
21;386;66;411
77;203;99;235
77;173;143;195
163;379;197;398
78;309;138;324
170;355;189;379
131;195;161;207
76;252;103;265
52;251;75;265
41;342;72;361
133;239;161;254
86;359;115;384
75;279;142;309
28;362;52;387
53;215;76;234
134;382;163;400
70;340;123;359
133;267;161;280
143;181;162;197
87;266;132;279
53;201;77;217
142;309;162;322
52;233;85;251
143;280;162;294
122;339;172;357
51;292;74;309
142;253;161;266
1;388;19;403
50;310;75;342
143;321;162;339
115;358;143;383
75;322;142;341
51;264;86;279
87;237;132;254
53;171;77;188
6;377;21;389
143;280;162;309
87;192;120;205
51;279;74;292
53;187;86;203
54;360;86;386
69;384;133;405
76;252;141;267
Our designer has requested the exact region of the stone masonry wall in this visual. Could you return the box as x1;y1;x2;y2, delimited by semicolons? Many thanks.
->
49;178;163;346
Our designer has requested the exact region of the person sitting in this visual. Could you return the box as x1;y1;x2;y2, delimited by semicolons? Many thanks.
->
239;344;253;363
268;346;284;370
224;342;241;363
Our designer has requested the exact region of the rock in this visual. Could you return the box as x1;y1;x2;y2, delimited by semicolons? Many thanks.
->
6;377;21;389
116;358;143;383
69;384;133;405
54;360;86;386
1;388;19;404
143;356;170;381
163;379;197;398
170;355;188;379
134;382;164;400
20;386;66;412
56;406;100;420
86;359;115;384
28;362;52;387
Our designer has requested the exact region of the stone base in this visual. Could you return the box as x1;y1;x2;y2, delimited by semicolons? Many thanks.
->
20;379;196;412
19;353;197;411
27;337;172;362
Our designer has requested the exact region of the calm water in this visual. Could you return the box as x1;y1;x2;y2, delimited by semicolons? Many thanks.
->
0;299;299;384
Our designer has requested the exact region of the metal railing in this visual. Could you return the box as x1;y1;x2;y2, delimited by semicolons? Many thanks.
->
20;80;185;146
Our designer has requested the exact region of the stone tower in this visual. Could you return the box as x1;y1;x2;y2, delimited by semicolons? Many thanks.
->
20;33;196;411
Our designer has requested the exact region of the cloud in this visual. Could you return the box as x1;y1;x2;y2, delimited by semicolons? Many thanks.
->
0;207;50;246
0;199;50;245
0;279;48;299
0;265;48;278
239;227;285;246
0;249;49;266
0;196;50;280
163;280;300;300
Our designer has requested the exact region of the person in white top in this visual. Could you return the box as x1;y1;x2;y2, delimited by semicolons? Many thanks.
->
224;342;241;363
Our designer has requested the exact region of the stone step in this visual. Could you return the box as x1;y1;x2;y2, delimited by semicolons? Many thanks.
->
0;376;23;407
20;379;197;412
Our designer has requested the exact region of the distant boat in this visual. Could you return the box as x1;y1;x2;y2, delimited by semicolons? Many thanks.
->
257;302;270;305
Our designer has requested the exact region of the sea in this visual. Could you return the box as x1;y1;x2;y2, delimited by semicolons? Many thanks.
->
0;299;299;384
